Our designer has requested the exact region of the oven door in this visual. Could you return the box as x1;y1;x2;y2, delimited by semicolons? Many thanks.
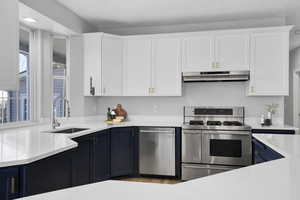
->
202;130;252;166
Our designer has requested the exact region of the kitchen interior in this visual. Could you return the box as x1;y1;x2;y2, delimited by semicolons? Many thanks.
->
1;0;300;200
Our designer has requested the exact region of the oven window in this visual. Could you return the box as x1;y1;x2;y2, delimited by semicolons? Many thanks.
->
210;139;242;157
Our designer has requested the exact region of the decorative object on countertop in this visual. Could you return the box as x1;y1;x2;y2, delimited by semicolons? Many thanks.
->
264;103;279;126
104;104;127;124
107;107;112;121
260;114;265;126
113;104;128;119
111;110;116;120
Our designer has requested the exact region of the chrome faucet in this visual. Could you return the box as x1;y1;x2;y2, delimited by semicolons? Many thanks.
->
52;96;71;129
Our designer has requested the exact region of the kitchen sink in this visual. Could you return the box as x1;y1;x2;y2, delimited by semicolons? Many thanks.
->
50;128;89;134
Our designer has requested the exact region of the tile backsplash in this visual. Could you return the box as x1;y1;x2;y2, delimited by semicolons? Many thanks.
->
96;82;284;120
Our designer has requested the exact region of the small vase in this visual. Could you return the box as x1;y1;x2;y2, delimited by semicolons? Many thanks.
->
264;112;272;126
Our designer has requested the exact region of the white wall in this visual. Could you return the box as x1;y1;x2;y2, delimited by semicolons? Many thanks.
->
101;17;286;35
285;47;300;127
40;31;53;119
69;36;98;117
19;0;97;34
97;82;284;120
0;0;19;90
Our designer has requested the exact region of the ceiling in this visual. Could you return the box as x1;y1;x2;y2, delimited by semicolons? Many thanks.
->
20;2;77;35
55;0;299;29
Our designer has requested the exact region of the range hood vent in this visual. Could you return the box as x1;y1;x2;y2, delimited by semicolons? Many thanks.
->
183;71;250;82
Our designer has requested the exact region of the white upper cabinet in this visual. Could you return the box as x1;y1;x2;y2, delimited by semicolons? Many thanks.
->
183;35;215;72
123;38;152;96
215;33;250;71
83;26;292;97
83;33;102;96
151;38;182;96
102;34;123;96
183;32;250;72
248;30;290;96
83;33;123;96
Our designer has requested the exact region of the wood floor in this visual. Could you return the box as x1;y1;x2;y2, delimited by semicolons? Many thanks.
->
118;177;182;184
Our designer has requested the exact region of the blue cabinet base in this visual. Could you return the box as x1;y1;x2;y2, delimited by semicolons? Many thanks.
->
0;126;181;199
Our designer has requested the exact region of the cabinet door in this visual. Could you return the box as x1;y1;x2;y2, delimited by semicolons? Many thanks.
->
110;128;135;177
72;135;94;186
151;38;182;96
83;33;102;96
0;167;19;200
215;34;250;71
183;35;215;72
102;34;123;96
23;151;73;197
249;32;289;96
123;38;152;96
94;130;110;182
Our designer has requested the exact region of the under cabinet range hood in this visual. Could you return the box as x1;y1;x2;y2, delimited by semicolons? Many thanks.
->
183;71;250;82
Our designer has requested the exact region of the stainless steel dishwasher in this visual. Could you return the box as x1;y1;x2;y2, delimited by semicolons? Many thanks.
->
139;127;176;176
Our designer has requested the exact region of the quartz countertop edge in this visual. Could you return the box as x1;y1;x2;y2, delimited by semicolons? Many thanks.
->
0;117;182;168
19;133;300;200
0;116;298;168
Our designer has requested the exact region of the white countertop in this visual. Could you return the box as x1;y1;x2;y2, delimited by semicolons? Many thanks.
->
19;133;300;200
0;116;182;168
0;115;299;200
0;115;298;168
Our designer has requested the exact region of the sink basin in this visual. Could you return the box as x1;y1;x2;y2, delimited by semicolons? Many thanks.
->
50;128;89;134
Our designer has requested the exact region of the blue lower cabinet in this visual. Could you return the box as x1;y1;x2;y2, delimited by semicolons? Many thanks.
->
21;150;73;197
94;130;110;182
110;127;137;177
252;137;284;164
72;134;95;186
0;167;20;200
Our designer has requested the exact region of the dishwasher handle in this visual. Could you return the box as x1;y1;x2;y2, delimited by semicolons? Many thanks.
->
139;127;175;134
139;130;175;134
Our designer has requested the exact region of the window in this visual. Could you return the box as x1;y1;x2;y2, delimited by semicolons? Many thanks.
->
0;28;31;124
53;37;67;118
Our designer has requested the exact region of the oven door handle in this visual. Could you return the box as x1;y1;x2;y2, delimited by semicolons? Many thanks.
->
203;131;250;135
183;130;201;134
183;165;237;171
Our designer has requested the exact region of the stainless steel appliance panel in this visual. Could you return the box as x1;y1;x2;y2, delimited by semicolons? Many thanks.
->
182;129;202;163
202;130;252;166
182;163;239;180
139;127;175;176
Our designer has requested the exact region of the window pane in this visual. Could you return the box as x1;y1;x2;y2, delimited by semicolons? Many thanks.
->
19;53;28;73
53;38;67;118
53;79;65;117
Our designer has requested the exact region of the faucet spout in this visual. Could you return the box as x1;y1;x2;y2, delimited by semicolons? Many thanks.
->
52;96;71;129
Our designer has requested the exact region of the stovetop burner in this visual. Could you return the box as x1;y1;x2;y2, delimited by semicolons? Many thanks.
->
223;121;243;126
189;120;204;125
206;121;222;126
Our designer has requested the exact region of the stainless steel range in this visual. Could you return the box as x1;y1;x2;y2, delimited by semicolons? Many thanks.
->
182;106;252;180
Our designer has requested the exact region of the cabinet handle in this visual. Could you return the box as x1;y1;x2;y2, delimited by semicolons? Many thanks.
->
90;77;95;96
11;177;16;194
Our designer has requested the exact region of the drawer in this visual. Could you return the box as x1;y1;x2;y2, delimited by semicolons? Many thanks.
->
181;164;238;181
